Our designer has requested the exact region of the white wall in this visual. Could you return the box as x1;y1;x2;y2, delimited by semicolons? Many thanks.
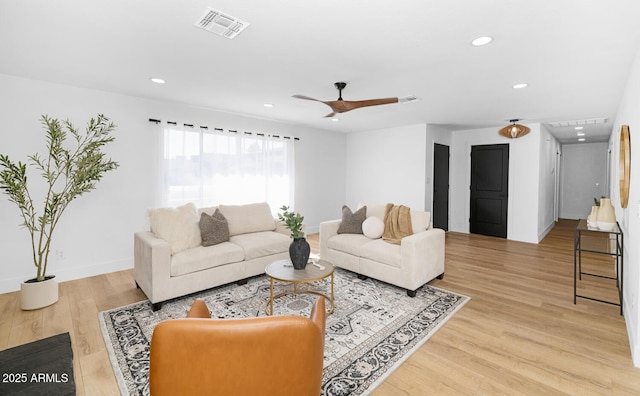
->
559;142;608;219
0;73;346;293
538;125;561;239
449;124;548;243
611;46;640;367
344;124;428;212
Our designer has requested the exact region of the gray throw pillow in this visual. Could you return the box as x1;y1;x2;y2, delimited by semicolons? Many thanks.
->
199;209;230;246
337;205;366;234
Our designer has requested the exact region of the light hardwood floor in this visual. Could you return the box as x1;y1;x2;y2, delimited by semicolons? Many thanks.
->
1;219;638;395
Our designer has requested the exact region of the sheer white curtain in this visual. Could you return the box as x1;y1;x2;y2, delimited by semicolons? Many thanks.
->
160;123;294;212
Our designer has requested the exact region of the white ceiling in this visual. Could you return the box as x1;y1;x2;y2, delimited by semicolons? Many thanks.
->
2;0;640;143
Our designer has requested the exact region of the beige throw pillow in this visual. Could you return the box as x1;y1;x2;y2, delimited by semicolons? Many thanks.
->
149;202;201;255
362;216;384;239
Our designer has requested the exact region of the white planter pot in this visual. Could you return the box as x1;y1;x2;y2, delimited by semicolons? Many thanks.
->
20;275;59;310
587;205;599;228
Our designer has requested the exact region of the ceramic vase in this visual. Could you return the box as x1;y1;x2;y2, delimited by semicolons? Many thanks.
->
20;275;58;310
596;198;616;231
587;205;599;228
289;238;310;270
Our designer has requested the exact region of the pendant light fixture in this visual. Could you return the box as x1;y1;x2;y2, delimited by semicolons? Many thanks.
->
499;119;530;139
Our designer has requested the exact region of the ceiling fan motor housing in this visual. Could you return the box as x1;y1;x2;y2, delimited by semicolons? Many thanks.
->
334;82;346;100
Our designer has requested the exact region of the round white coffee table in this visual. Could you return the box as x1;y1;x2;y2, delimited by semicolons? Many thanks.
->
264;259;334;315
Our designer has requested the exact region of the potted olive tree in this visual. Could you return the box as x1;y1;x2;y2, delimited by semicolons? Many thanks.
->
278;205;310;269
0;114;119;310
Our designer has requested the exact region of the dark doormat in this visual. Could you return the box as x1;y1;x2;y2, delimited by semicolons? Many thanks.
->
0;332;75;396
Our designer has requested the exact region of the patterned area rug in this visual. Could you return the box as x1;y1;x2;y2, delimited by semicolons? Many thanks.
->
99;268;469;395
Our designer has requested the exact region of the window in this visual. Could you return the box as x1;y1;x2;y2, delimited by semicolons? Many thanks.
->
161;124;294;211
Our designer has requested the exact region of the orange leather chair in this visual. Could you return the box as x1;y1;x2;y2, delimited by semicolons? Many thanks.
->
149;297;326;396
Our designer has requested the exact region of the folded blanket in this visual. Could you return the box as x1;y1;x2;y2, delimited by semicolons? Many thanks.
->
382;203;413;244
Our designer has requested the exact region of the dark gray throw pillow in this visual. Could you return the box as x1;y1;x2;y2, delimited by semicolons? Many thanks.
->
337;205;366;234
199;209;230;246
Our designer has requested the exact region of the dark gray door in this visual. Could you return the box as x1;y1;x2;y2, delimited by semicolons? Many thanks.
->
433;143;449;231
470;144;509;238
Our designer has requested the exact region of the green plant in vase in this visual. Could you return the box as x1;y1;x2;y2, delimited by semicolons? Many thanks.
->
278;205;309;269
0;114;119;309
278;205;305;239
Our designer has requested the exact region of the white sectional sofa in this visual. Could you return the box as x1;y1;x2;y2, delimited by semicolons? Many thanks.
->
320;203;445;296
134;202;290;310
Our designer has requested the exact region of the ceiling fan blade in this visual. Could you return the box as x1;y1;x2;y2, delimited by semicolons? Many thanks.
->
294;83;402;118
327;97;399;114
292;94;323;102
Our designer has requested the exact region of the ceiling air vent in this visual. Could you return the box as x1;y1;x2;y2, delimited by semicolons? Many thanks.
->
547;117;607;127
194;8;249;39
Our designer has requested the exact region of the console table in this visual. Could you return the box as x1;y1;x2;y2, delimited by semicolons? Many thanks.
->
573;219;623;315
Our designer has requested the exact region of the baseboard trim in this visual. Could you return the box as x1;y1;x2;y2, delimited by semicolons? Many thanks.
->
0;258;133;294
624;295;640;368
537;221;556;243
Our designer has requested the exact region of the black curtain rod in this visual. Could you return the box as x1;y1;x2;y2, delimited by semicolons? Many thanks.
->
148;118;299;140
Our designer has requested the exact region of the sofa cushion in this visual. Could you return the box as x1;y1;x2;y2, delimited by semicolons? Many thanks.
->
362;216;384;239
198;206;219;216
358;202;386;221
411;211;431;233
360;239;402;268
359;202;431;233
337;205;366;234
199;209;230;247
170;242;245;277
149;202;201;255
218;203;276;236
230;231;290;261
327;234;372;256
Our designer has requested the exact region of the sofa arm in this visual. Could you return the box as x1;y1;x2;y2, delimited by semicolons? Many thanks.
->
319;220;341;259
134;231;172;304
400;228;445;283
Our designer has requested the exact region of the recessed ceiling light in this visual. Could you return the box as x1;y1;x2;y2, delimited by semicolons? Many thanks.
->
575;126;584;130
263;103;273;108
471;36;493;46
577;132;585;136
513;83;528;89
578;138;586;142
150;78;165;84
331;118;339;122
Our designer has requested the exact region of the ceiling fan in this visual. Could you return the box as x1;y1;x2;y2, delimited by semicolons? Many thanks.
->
293;82;413;118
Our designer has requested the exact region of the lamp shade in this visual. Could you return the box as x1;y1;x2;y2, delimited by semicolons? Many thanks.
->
499;122;530;139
